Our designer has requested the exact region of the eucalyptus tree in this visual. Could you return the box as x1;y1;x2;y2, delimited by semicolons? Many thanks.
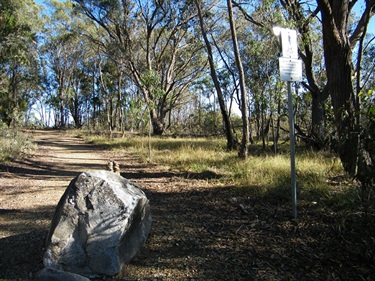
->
278;0;375;179
40;0;101;128
242;33;280;149
227;0;250;157
224;1;284;150
311;0;374;176
358;39;375;187
232;0;331;151
68;42;96;128
235;0;375;177
71;15;130;132
360;37;375;96
73;0;207;135
0;0;41;127
41;1;78;127
96;49;126;132
353;20;375;188
194;0;236;150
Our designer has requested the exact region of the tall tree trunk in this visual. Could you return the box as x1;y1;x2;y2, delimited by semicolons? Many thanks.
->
106;97;113;135
318;0;358;175
9;68;19;128
195;0;235;150
59;87;65;128
274;97;282;153
227;0;249;158
317;0;375;175
73;93;81;128
116;69;124;132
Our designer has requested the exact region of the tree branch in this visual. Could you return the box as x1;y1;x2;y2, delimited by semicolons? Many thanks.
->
349;0;375;48
231;0;265;28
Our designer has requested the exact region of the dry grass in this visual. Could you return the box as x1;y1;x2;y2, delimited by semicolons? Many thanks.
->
85;134;348;205
0;126;35;161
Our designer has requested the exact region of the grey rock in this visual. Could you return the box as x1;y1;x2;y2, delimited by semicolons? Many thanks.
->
36;267;90;281
43;171;152;278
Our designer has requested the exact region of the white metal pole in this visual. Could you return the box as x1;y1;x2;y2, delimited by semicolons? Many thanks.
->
287;81;297;219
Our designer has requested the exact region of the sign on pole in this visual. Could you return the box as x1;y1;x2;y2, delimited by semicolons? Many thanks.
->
273;27;302;219
280;28;298;59
279;58;303;82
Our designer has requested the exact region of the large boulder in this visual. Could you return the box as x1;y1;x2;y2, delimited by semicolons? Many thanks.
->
43;170;152;278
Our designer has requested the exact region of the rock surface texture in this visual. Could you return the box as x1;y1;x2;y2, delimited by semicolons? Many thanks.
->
43;171;152;278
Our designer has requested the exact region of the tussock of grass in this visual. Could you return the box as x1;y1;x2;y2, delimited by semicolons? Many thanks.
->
86;133;349;205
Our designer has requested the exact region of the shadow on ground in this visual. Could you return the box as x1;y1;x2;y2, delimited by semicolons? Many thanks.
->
1;172;375;281
0;206;53;280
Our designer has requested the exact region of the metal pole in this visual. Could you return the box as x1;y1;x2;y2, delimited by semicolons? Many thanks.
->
287;81;297;219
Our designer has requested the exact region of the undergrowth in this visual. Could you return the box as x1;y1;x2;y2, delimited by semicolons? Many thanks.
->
0;125;35;161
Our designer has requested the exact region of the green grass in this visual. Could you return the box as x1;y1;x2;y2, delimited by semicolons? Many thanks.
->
84;133;358;208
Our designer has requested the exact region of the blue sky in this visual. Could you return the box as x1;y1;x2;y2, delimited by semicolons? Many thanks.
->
352;1;375;35
34;0;374;34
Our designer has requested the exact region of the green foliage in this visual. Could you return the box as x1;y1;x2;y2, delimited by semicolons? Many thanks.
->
358;89;375;189
359;90;375;118
0;0;41;126
141;69;165;102
0;0;18;40
0;90;28;126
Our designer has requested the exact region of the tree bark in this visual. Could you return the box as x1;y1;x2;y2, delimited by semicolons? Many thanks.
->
59;88;65;128
150;108;165;136
227;0;250;158
318;0;358;175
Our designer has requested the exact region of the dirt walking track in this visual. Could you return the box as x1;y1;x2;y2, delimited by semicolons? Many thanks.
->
0;130;374;281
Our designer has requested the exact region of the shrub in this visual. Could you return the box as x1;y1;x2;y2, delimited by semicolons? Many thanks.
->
0;124;34;161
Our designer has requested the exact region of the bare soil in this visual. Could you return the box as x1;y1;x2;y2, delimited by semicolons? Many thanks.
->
0;130;375;281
